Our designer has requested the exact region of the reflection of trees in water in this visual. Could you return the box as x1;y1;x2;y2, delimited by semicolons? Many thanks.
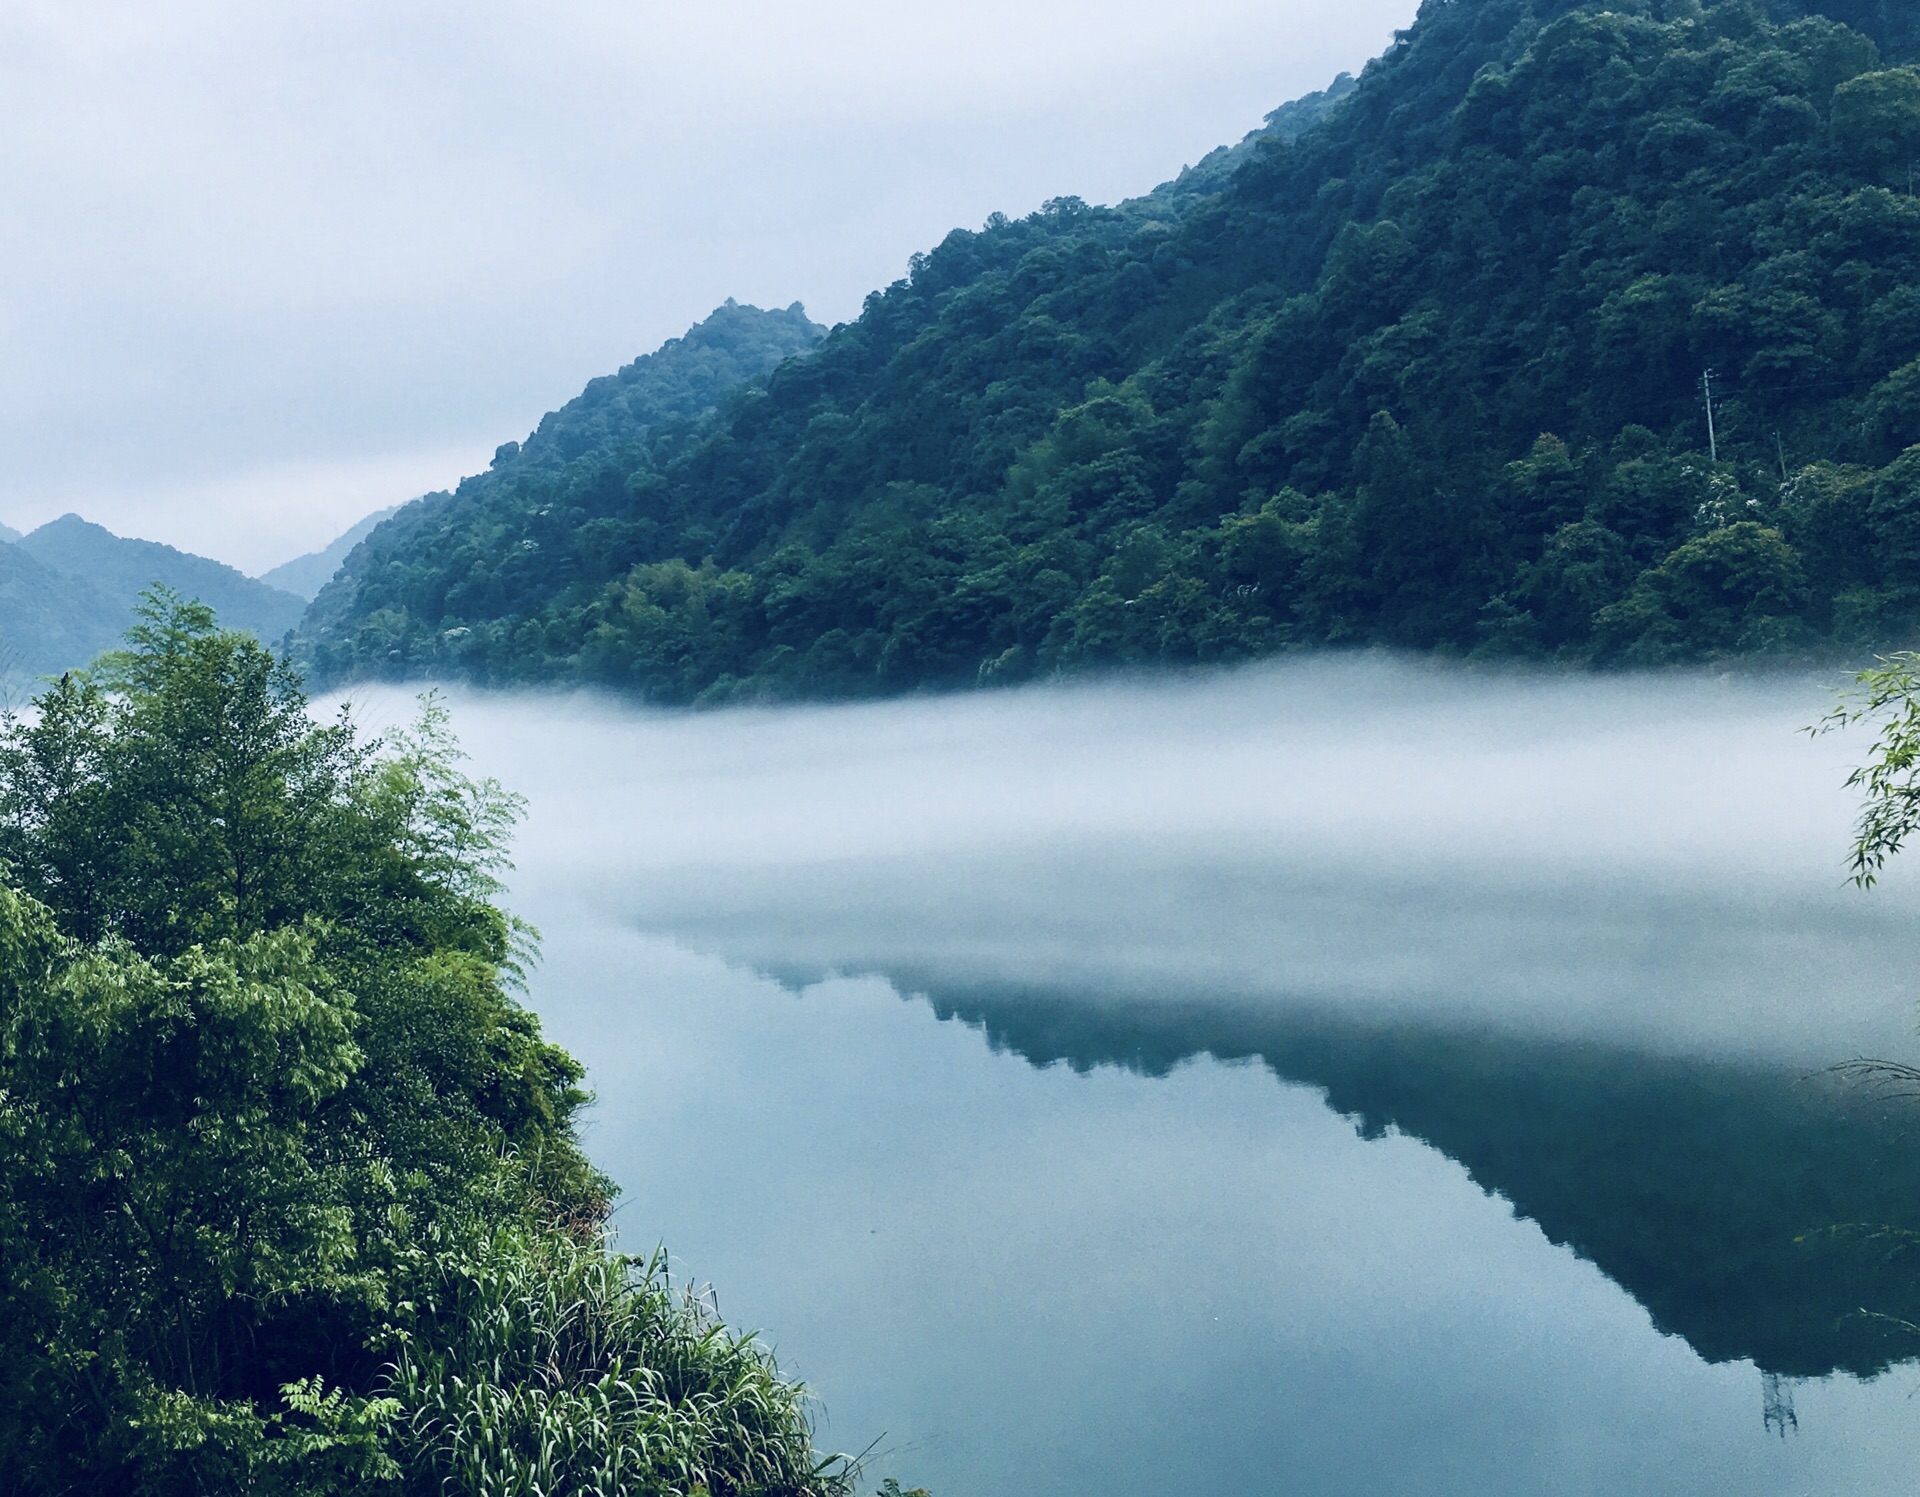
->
1762;1372;1799;1437
857;973;1920;1380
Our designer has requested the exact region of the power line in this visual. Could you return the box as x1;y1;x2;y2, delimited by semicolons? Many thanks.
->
1711;370;1884;397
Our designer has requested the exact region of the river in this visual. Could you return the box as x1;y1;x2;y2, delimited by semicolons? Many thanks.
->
337;657;1920;1495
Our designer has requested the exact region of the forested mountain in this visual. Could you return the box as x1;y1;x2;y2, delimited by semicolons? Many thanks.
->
299;299;825;658
1156;71;1359;199
259;504;400;600
0;543;119;686
0;521;20;543
297;0;1920;700
18;516;306;644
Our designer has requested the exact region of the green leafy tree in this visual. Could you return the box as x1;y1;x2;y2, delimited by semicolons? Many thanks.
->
1516;520;1633;651
1830;67;1920;185
1595;522;1812;662
0;593;840;1495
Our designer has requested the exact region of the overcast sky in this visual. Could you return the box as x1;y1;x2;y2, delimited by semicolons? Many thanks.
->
0;0;1416;574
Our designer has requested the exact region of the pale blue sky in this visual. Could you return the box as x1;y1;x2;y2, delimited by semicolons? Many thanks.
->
0;0;1416;571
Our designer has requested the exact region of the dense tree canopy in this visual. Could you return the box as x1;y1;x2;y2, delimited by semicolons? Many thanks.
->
301;298;825;676
296;0;1920;700
0;595;839;1496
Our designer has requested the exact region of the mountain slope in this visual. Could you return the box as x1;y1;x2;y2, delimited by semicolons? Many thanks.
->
298;0;1920;698
299;299;826;659
0;542;121;685
260;504;401;600
1154;71;1359;200
19;516;307;644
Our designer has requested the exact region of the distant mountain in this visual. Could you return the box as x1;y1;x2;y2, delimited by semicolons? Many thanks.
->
260;504;402;600
0;520;20;543
18;515;307;645
298;299;826;668
296;0;1920;698
0;542;120;686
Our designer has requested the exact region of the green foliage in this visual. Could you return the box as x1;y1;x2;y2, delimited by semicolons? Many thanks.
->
386;1218;831;1497
1819;650;1920;885
1594;520;1811;661
294;0;1920;698
298;299;825;677
2;592;375;955
1830;67;1920;182
0;594;838;1495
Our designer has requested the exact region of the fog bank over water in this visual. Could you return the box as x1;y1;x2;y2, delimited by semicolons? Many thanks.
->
324;659;1920;1492
336;656;1920;1066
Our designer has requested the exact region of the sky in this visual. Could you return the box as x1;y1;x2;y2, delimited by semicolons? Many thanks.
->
0;0;1416;575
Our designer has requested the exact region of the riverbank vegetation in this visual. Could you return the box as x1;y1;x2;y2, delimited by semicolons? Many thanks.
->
297;0;1920;702
0;593;843;1495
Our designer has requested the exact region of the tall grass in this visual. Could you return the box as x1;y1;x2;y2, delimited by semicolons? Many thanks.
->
383;1220;848;1497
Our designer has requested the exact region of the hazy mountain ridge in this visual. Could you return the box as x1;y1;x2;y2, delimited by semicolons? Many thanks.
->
260;505;401;600
0;516;307;685
295;0;1920;699
19;516;306;644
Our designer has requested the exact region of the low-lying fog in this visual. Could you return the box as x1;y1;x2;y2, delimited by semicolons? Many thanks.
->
338;655;1920;1067
329;657;1920;1494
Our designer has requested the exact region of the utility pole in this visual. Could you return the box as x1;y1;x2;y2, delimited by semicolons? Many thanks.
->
1762;1371;1798;1438
1774;430;1787;481
1703;369;1719;463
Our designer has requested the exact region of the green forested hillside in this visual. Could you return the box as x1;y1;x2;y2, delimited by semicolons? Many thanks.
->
0;543;120;687
19;515;307;644
298;0;1920;700
300;299;824;657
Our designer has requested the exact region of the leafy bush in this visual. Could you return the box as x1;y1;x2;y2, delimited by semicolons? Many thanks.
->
0;593;841;1496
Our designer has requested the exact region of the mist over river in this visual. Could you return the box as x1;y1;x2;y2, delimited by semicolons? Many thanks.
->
337;658;1920;1495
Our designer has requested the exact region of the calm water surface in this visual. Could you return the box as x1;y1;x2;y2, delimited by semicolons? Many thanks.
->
341;660;1920;1495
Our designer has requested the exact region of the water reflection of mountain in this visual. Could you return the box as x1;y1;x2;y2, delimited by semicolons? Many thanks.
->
853;973;1920;1380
